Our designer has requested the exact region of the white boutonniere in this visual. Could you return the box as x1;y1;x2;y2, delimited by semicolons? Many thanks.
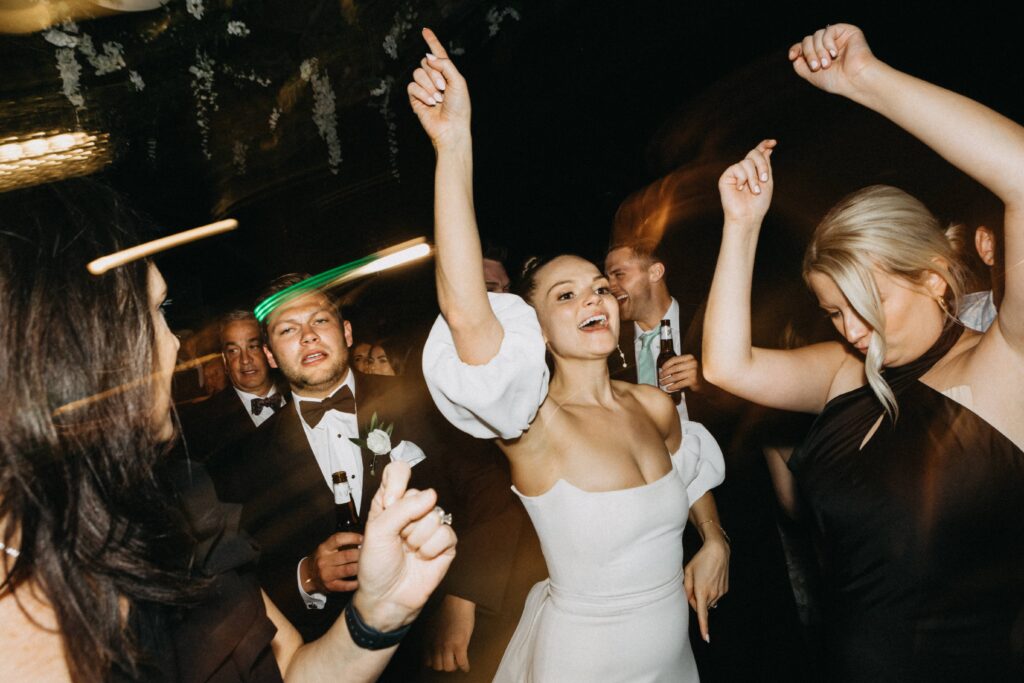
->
350;412;394;476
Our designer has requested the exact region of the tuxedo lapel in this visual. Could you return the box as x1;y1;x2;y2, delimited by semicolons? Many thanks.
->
354;372;384;521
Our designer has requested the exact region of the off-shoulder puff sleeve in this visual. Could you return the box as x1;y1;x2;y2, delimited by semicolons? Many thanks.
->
670;419;726;507
422;293;550;440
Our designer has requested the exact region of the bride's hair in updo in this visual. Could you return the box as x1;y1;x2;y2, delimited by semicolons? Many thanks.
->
515;253;589;306
803;184;967;418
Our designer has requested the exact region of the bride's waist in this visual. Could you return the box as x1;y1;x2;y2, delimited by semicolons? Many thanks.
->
546;568;683;616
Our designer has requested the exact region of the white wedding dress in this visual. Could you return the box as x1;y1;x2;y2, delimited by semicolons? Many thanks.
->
423;293;725;683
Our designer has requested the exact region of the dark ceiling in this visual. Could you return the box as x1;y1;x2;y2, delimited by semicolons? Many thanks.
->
2;1;1019;342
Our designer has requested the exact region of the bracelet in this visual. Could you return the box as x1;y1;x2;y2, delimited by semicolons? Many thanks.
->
698;519;731;546
344;602;412;650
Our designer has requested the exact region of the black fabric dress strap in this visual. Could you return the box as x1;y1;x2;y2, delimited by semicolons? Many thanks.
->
791;323;963;472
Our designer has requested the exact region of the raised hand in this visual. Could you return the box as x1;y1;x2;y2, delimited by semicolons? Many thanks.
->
718;139;776;227
788;24;876;96
408;28;471;149
350;462;457;632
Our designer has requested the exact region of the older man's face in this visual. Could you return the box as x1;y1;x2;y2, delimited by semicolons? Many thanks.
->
221;319;274;395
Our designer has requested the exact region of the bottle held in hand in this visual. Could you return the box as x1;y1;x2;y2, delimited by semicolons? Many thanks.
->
332;470;361;579
656;320;682;405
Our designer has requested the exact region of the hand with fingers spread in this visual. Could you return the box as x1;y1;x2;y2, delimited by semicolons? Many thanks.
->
351;461;458;632
408;27;471;150
788;24;876;96
718;139;777;228
303;532;363;594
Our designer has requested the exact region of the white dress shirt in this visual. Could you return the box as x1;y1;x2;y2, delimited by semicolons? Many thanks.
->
292;370;363;609
292;370;365;511
234;386;284;427
633;297;688;419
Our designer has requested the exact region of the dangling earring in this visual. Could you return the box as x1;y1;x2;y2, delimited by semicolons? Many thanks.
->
617;344;628;369
937;296;950;317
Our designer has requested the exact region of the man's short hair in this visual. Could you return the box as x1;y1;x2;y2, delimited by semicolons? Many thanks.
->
482;241;509;266
218;309;258;340
606;238;666;268
255;272;344;343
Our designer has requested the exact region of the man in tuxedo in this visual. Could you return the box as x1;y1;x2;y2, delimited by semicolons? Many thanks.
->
238;274;529;682
605;240;701;418
177;310;285;473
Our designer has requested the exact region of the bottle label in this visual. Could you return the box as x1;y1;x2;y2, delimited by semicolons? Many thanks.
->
660;320;672;341
334;482;352;505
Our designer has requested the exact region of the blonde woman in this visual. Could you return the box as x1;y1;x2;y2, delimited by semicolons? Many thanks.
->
703;24;1024;682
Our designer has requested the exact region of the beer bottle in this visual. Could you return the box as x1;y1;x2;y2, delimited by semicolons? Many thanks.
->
332;470;360;532
656;320;682;405
332;471;361;579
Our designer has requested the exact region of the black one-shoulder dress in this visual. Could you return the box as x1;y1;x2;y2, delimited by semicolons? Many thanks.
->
789;325;1024;682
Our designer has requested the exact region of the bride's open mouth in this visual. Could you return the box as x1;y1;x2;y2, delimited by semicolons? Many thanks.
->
578;314;609;331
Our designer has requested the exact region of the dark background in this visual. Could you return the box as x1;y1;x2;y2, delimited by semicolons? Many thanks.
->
1;1;1017;343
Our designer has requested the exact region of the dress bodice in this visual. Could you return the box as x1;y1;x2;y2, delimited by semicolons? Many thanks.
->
789;326;1024;681
515;466;688;604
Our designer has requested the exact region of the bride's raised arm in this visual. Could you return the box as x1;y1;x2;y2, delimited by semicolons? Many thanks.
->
412;30;549;441
408;28;504;365
790;23;1024;350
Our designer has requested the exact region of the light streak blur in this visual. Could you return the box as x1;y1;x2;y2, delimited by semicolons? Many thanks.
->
0;130;111;192
87;219;239;275
51;352;222;417
254;237;432;322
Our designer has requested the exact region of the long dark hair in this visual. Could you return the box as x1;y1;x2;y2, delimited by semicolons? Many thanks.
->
0;180;202;681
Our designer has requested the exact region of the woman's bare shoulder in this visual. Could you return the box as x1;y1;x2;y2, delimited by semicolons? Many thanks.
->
0;587;71;682
613;380;676;431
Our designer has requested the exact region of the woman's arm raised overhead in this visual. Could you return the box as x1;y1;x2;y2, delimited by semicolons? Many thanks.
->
408;28;504;364
789;23;1024;351
703;139;849;413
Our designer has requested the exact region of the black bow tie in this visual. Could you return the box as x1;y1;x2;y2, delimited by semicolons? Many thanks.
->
251;394;283;416
299;385;356;428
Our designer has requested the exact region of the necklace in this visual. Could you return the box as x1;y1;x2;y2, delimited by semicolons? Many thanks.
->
0;541;19;558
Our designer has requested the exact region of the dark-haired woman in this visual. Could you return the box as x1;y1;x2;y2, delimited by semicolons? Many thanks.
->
703;24;1024;682
0;181;456;682
408;29;728;682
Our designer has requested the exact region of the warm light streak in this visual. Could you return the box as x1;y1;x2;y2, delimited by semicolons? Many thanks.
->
87;219;239;275
0;130;111;192
51;353;222;417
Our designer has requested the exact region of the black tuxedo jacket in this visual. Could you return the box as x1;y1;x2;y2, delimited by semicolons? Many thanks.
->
178;387;257;464
235;371;532;655
178;387;289;503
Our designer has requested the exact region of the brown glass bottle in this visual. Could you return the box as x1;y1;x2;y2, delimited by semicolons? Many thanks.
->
332;470;361;540
655;319;682;405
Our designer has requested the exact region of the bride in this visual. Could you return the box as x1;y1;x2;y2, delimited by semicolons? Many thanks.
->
408;28;729;682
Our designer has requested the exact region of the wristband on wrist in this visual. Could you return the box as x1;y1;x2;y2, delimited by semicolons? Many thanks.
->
344;602;412;650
